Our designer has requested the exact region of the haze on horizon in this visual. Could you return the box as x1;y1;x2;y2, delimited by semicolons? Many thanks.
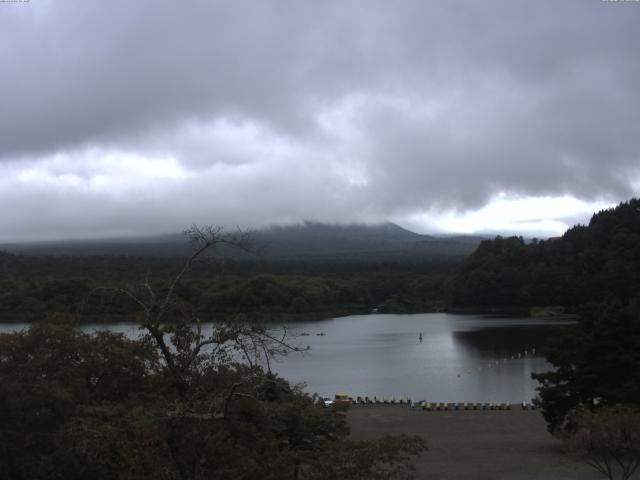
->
1;0;639;243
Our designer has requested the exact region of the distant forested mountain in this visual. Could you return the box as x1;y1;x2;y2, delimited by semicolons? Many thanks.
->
3;201;640;322
0;234;190;258
451;198;640;307
0;222;483;322
251;222;483;259
1;222;484;260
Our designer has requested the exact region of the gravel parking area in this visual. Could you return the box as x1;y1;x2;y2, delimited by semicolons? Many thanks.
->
347;405;605;480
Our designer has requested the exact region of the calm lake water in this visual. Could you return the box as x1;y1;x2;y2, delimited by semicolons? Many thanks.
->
270;313;575;403
0;313;575;403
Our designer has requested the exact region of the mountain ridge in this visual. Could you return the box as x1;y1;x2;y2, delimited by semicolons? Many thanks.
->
0;222;486;259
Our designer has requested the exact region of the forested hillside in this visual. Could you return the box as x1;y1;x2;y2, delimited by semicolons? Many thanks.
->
452;199;640;308
1;222;483;260
0;252;456;322
0;223;482;322
3;200;640;322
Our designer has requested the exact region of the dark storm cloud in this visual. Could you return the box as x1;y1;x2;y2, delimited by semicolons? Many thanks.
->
1;0;639;240
1;0;376;157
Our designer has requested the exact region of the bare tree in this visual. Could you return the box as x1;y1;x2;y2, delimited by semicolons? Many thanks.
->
101;225;304;397
564;407;640;480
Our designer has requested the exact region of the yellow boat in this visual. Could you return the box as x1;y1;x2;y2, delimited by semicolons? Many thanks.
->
333;393;351;407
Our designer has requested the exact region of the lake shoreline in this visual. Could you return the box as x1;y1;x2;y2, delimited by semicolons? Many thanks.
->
0;304;577;325
0;309;369;325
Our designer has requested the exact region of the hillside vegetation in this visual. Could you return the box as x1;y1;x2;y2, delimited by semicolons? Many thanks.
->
2;201;640;322
0;222;479;321
452;198;640;309
1;222;483;259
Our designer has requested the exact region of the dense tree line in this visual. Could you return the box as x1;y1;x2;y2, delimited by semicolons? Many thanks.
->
0;252;456;321
512;199;640;460
452;199;640;308
4;198;639;323
533;301;640;432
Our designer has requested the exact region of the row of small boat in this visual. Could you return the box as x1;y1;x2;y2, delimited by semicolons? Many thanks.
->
352;396;410;404
418;401;523;411
347;398;538;410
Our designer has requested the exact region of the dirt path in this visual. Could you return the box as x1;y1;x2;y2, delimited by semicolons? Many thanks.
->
347;405;605;480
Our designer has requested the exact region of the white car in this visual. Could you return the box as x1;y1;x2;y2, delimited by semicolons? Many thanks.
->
322;397;334;408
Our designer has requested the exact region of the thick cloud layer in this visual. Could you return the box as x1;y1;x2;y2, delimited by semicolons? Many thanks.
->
1;0;639;240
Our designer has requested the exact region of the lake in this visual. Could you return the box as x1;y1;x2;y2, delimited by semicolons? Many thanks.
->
0;313;575;403
270;313;575;403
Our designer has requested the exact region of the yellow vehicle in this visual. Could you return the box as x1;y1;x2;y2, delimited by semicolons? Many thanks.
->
333;393;352;407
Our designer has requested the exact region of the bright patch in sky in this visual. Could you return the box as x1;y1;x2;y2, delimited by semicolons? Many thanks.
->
403;195;615;237
14;152;189;194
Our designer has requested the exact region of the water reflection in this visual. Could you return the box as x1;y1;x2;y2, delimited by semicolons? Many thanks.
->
272;313;575;403
453;325;564;359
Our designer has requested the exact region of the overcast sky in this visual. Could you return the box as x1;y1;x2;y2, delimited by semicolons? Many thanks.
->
1;0;639;241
